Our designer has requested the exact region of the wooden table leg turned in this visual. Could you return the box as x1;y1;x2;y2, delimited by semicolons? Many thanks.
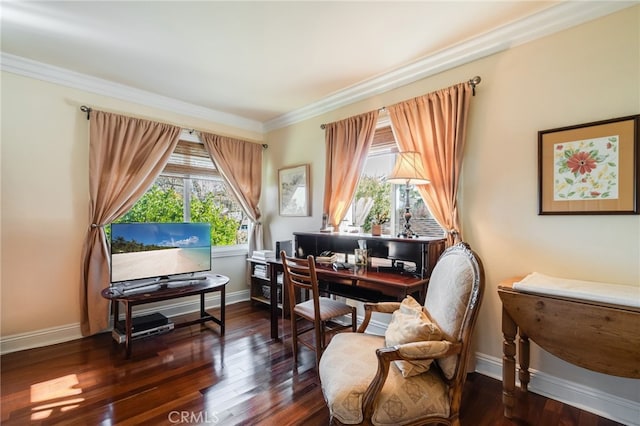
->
519;332;530;392
502;306;517;419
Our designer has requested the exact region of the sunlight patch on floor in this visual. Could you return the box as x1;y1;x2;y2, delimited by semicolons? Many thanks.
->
30;374;84;420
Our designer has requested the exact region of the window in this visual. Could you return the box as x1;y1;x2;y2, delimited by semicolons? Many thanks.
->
347;124;444;238
112;134;248;246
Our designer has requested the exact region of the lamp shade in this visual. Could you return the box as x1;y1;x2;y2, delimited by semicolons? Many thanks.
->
387;151;430;185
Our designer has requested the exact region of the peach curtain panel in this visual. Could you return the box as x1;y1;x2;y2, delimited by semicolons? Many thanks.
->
387;82;473;246
323;110;379;229
80;111;181;335
201;133;264;255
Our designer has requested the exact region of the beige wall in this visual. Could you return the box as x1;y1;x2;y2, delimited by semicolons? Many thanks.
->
0;73;262;336
265;7;640;402
0;3;638;414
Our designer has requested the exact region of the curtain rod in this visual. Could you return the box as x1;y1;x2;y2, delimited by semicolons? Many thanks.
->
319;75;481;130
79;105;268;148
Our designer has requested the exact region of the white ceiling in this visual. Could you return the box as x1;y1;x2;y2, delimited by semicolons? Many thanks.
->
1;1;634;132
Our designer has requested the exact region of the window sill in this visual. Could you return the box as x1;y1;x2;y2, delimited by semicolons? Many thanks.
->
212;244;248;258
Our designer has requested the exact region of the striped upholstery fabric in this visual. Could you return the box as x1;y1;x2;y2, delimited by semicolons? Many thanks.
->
294;297;355;320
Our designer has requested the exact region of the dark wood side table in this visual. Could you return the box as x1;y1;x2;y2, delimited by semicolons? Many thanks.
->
101;274;229;358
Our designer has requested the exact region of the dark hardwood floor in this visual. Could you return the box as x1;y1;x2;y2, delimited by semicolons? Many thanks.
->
1;301;623;426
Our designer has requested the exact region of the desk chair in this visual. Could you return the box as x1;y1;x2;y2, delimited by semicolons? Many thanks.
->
280;251;357;369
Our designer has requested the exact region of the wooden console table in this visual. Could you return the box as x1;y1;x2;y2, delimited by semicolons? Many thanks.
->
498;277;640;419
101;274;229;358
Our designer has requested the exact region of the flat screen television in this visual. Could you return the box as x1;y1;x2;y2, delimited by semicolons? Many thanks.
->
110;222;212;284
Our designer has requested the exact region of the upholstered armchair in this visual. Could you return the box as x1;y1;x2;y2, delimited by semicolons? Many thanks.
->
319;242;484;426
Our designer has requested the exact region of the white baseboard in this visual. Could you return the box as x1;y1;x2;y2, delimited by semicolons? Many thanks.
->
0;322;84;355
0;289;250;355
474;353;640;426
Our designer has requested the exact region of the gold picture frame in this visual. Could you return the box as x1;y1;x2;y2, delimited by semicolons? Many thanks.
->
278;164;310;216
538;114;639;215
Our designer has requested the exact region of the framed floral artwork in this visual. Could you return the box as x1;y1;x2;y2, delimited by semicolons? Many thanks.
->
278;164;310;216
538;114;639;214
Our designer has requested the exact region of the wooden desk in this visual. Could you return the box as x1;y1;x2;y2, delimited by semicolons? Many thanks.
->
266;260;429;340
498;277;640;419
260;232;445;340
314;264;428;301
101;275;229;358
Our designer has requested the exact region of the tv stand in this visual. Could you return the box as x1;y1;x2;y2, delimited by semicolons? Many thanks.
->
110;275;209;295
101;274;229;358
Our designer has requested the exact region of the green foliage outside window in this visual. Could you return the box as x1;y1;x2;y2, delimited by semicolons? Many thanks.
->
118;185;183;223
355;176;391;232
110;181;241;246
190;192;240;246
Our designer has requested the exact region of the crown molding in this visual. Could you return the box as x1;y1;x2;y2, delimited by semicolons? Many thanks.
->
263;1;636;132
1;1;635;134
0;52;265;134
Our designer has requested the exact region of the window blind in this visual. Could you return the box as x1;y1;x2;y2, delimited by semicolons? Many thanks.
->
163;140;219;178
370;126;398;154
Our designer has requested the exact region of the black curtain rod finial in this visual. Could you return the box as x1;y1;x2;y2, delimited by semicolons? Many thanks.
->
80;105;92;120
468;76;481;96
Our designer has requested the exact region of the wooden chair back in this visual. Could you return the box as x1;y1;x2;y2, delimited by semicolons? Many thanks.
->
281;254;321;318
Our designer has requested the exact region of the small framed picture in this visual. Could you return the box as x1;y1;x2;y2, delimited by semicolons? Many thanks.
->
278;164;310;216
538;115;639;215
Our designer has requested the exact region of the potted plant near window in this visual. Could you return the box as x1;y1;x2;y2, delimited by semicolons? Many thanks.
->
371;211;389;236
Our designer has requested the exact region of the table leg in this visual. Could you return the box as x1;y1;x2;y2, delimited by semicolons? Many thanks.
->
269;263;279;340
200;293;206;318
519;332;530;392
113;300;120;328
111;300;120;347
220;286;225;336
502;306;517;419
125;303;133;359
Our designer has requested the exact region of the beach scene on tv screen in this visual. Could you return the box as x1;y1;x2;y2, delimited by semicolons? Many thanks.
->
111;223;211;282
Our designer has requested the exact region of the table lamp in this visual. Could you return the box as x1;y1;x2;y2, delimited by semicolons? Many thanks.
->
386;151;430;238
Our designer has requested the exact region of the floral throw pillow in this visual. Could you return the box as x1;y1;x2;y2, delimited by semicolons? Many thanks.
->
385;296;443;377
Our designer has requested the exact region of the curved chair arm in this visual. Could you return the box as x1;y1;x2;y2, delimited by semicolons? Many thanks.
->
361;340;462;420
357;302;401;333
394;340;461;360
